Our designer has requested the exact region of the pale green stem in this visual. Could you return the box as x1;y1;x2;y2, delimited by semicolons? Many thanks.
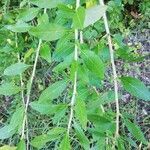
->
99;0;120;138
67;0;80;134
21;8;47;148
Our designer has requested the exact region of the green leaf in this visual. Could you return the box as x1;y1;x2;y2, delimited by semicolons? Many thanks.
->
75;99;87;130
53;42;74;61
31;134;51;149
88;114;115;132
5;21;30;33
89;128;106;139
117;137;125;150
53;34;74;61
17;140;26;150
24;48;34;61
73;7;85;29
87;90;116;109
30;102;56;114
0;145;16;150
30;0;65;9
124;119;148;145
9;107;24;129
0;107;24;139
38;13;49;25
4;63;30;76
38;80;67;102
31;127;65;149
53;54;73;73
74;122;90;150
0;125;17;140
29;23;67;41
0;83;20;96
125;137;138;148
59;134;71;150
81;50;105;79
57;4;75;19
47;127;66;136
18;8;40;22
120;76;150;101
84;5;107;28
40;43;51;63
30;102;67;118
52;105;68;124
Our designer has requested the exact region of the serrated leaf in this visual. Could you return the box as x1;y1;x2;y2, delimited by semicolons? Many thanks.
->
30;0;65;9
0;83;20;96
38;80;67;103
73;7;85;29
5;21;30;33
124;119;148;145
18;8;40;22
75;99;87;130
74;122;90;150
81;50;105;79
17;140;26;150
0;145;16;150
120;76;150;101
84;5;107;28
59;134;71;150
29;23;67;41
40;43;51;63
4;63;30;76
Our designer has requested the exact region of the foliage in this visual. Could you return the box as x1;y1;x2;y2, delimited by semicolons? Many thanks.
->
0;0;149;149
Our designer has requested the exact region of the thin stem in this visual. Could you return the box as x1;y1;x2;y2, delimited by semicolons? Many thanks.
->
21;39;42;138
93;86;105;113
67;0;80;134
99;0;120;138
21;8;47;145
15;33;25;106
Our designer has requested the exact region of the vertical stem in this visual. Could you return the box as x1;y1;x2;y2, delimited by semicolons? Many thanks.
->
67;0;80;134
21;39;42;138
21;8;47;145
15;33;25;106
99;0;120;138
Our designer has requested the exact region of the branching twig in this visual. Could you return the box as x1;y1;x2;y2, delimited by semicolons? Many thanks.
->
67;0;80;134
99;0;120;138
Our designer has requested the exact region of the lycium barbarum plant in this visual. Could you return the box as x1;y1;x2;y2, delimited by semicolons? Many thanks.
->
0;0;149;149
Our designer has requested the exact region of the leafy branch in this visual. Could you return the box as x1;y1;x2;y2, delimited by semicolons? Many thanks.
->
99;0;120;138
